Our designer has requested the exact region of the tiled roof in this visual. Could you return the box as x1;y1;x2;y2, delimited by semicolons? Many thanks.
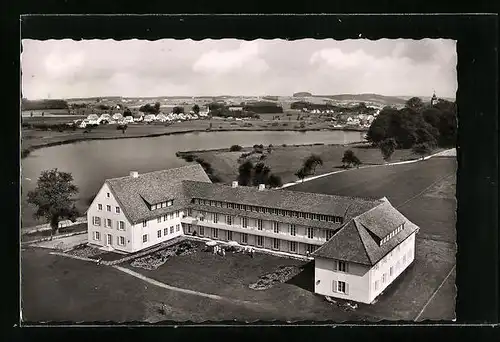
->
313;201;420;265
355;201;407;240
106;164;212;224
182;180;382;219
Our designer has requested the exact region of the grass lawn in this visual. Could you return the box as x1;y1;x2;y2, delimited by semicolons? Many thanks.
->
22;247;366;323
190;144;435;185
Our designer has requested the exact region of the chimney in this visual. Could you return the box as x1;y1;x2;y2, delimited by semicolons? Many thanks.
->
130;171;139;178
231;181;238;188
258;184;266;191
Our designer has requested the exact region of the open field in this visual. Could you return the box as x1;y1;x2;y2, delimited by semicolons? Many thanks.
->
21;156;456;322
185;144;444;185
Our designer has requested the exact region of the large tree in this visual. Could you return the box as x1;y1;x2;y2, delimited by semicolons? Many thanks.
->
154;102;161;114
405;97;424;111
341;150;361;168
27;169;79;238
303;154;323;174
379;138;397;162
412;142;433;160
268;174;282;188
192;104;200;114
237;160;254;186
295;167;308;182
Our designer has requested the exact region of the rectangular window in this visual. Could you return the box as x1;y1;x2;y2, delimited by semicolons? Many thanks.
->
157;230;162;238
273;238;280;250
167;200;173;206
164;228;168;236
213;213;219;223
106;192;110;198
241;233;248;244
307;227;314;239
143;234;148;243
289;241;297;253
119;221;125;230
257;219;263;230
98;204;102;211
374;280;379;291
306;244;315;254
106;219;112;228
187;224;192;233
163;215;168;221
242;217;248;228
290;224;296;236
176;224;180;232
390;266;394;277
93;216;101;226
382;273;387;283
227;231;233;241
176;211;180;218
198;212;204;221
213;228;219;239
106;205;111;212
257;236;264;246
142;220;147;227
273;222;280;234
326;230;335;240
94;231;100;241
403;254;407;264
119;236;125;245
157;217;162;223
170;226;174;234
161;202;166;208
187;208;193;216
338;261;348;272
199;226;204;236
116;207;120;214
226;215;232;225
337;281;347;294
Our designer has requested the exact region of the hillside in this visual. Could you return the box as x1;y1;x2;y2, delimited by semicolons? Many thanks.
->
315;93;408;106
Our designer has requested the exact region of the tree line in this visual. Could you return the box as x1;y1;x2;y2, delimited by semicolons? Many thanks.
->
366;97;457;161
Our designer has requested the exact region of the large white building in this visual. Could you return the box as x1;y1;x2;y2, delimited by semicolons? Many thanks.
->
87;164;419;304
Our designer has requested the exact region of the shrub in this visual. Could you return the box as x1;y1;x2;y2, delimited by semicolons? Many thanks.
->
230;145;243;152
271;122;279;127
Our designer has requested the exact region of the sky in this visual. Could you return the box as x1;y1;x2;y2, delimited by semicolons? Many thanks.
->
21;39;457;100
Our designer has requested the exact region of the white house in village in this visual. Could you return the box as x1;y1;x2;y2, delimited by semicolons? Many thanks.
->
87;164;419;304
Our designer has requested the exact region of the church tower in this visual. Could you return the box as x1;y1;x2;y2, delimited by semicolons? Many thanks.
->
431;91;438;106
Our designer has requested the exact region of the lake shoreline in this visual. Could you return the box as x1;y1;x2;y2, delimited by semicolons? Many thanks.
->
21;126;368;159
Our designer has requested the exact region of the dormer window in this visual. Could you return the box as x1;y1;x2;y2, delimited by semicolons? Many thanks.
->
150;200;173;211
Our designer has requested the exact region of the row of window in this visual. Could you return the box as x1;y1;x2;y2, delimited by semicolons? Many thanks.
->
145;224;182;242
92;216;125;230
380;223;405;246
97;204;121;214
150;200;174;211
192;198;343;223
193;211;323;239
142;211;181;227
373;249;413;291
374;235;412;270
93;232;126;246
184;224;318;253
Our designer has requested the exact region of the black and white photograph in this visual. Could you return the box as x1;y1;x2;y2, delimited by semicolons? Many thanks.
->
20;34;459;323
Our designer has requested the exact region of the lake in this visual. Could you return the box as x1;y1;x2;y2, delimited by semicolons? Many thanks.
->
21;130;365;227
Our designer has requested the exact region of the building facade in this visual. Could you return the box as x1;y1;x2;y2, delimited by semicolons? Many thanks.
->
87;164;419;304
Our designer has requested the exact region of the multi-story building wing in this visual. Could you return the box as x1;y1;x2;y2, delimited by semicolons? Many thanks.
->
87;164;419;304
